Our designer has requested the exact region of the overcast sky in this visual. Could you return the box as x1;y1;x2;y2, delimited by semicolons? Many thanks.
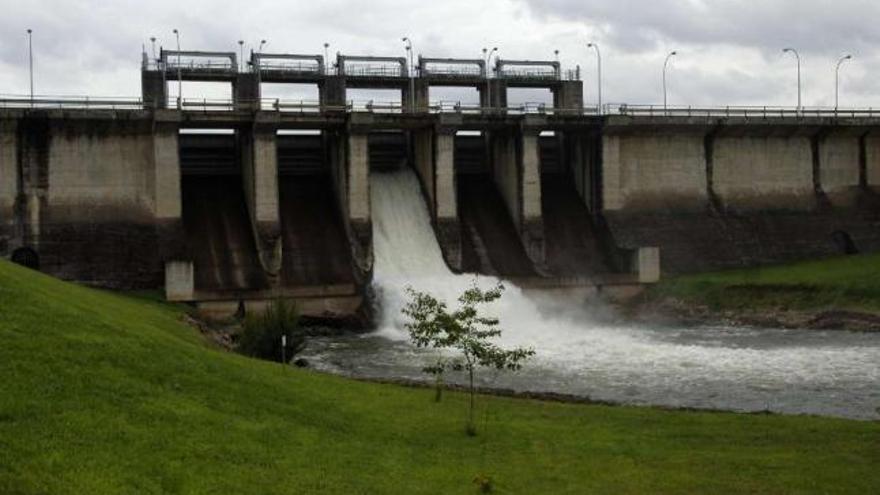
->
0;0;877;108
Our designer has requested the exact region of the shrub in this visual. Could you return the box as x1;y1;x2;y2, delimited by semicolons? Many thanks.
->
237;299;305;363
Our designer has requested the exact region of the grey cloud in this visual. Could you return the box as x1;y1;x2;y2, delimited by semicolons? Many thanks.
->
521;0;880;56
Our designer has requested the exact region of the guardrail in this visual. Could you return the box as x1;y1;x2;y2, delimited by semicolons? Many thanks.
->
2;96;878;119
610;104;880;118
0;96;145;110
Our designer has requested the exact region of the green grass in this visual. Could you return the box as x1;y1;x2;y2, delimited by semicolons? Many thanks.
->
0;259;878;494
651;253;880;312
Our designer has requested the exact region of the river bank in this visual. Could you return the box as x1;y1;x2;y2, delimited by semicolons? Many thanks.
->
623;253;880;332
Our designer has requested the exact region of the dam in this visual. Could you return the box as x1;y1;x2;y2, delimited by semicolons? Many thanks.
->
1;46;880;321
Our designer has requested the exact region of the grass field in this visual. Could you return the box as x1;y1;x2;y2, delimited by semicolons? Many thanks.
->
650;253;880;312
1;259;878;494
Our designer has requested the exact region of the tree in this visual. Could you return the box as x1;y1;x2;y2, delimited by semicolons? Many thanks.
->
402;281;534;435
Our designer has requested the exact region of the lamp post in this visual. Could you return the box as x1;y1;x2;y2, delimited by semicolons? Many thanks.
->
402;37;414;112
586;42;602;113
173;29;181;109
256;40;267;108
150;37;157;65
483;47;498;111
26;29;33;105
663;50;677;113
782;48;801;112
554;49;560;79
835;54;853;110
238;40;244;72
323;43;330;74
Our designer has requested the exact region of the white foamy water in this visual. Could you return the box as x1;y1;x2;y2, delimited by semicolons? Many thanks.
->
307;168;880;419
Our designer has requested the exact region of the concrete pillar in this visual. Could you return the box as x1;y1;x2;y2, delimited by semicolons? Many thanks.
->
151;122;181;219
403;79;430;113
491;129;544;264
434;131;460;269
346;131;372;276
235;73;261;111
412;129;434;209
141;70;167;110
165;260;194;301
241;125;282;278
520;132;544;262
479;80;508;110
347;133;370;223
552;81;584;114
634;247;661;283
818;133;861;207
866;135;880;191
320;76;347;110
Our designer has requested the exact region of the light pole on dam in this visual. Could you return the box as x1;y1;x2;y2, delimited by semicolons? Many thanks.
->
662;50;677;114
782;47;801;112
586;42;602;113
835;54;853;110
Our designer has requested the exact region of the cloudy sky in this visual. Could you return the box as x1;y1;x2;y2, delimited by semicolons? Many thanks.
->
0;0;877;108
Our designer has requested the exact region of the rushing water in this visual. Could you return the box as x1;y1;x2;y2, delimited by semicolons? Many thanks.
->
301;169;880;420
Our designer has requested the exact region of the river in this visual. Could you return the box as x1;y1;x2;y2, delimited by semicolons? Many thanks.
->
300;169;880;420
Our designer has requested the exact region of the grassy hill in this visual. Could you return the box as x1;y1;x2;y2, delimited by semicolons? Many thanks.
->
0;259;878;494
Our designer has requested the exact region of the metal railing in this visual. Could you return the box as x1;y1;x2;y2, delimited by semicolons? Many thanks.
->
421;67;484;78
165;60;236;72
257;62;322;75
342;65;407;78
610;104;880;118
0;95;145;110
3;95;879;120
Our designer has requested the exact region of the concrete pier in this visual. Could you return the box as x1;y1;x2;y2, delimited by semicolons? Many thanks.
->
240;123;282;279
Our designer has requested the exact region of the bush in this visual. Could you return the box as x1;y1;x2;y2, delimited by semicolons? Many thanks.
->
237;300;305;363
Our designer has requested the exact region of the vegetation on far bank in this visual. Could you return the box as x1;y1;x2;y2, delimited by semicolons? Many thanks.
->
1;259;879;494
648;253;880;313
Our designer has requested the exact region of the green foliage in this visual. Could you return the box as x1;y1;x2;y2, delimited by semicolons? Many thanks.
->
1;259;879;494
237;299;305;363
403;281;535;433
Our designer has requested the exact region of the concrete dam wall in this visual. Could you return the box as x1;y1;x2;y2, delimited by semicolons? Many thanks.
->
2;107;879;319
600;116;880;273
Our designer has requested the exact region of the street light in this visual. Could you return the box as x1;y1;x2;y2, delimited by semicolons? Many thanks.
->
26;29;33;105
238;40;244;72
663;50;677;113
483;46;498;111
587;42;602;113
173;29;181;109
402;37;414;111
835;54;853;110
150;37;157;64
323;43;330;74
554;49;560;79
782;48;801;111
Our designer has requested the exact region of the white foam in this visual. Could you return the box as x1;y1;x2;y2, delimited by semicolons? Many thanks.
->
369;169;880;393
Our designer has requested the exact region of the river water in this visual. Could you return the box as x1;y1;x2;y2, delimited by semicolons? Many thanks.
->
300;169;880;420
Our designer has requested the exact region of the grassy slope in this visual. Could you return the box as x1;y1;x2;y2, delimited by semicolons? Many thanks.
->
651;253;880;312
0;260;878;494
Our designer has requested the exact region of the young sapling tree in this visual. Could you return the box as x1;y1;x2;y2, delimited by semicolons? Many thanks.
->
402;281;534;435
